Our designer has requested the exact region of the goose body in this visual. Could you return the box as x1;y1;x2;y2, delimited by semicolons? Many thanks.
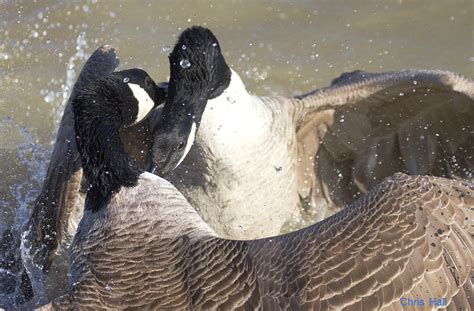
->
45;173;473;309
154;26;474;239
174;72;302;237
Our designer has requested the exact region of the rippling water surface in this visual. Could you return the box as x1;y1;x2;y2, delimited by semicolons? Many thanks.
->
0;0;473;306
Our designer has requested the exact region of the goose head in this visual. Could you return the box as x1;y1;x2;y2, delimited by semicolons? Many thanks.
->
149;26;232;175
73;69;160;210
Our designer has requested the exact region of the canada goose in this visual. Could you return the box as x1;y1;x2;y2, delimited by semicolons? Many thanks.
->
37;65;473;309
26;46;165;267
151;26;474;239
0;46;166;304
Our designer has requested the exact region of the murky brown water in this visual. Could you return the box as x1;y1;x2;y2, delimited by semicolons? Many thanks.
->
0;0;473;305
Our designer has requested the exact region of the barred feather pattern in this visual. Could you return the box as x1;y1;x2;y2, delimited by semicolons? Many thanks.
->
39;173;473;310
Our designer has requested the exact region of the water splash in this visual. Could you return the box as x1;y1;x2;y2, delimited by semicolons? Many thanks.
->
11;125;51;305
0;119;51;308
53;32;88;128
161;45;171;53
20;229;47;307
0;33;88;308
0;119;50;235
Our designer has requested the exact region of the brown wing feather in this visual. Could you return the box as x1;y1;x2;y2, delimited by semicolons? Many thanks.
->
253;174;473;310
184;174;473;310
293;70;474;222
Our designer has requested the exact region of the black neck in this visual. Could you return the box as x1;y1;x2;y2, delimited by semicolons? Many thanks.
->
74;91;141;211
163;67;211;126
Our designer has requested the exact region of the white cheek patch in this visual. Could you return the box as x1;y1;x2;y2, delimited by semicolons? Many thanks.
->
175;121;197;169
127;83;155;125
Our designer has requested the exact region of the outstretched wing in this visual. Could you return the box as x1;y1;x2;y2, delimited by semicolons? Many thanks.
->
25;46;120;272
184;175;473;310
293;70;474;220
248;174;473;310
41;175;472;310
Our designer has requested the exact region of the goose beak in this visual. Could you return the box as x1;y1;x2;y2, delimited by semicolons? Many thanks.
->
145;147;172;177
144;153;156;174
147;150;174;177
146;162;159;175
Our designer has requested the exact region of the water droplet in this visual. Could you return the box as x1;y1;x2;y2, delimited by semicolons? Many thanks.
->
212;43;218;47
399;92;404;96
226;96;236;104
161;45;171;53
123;77;130;83
0;52;10;60
182;44;187;50
413;80;418;85
180;59;191;68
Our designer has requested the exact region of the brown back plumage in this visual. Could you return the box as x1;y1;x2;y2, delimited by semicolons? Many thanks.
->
41;173;472;310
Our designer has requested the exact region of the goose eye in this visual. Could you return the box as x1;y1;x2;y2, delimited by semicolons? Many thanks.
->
145;76;152;89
